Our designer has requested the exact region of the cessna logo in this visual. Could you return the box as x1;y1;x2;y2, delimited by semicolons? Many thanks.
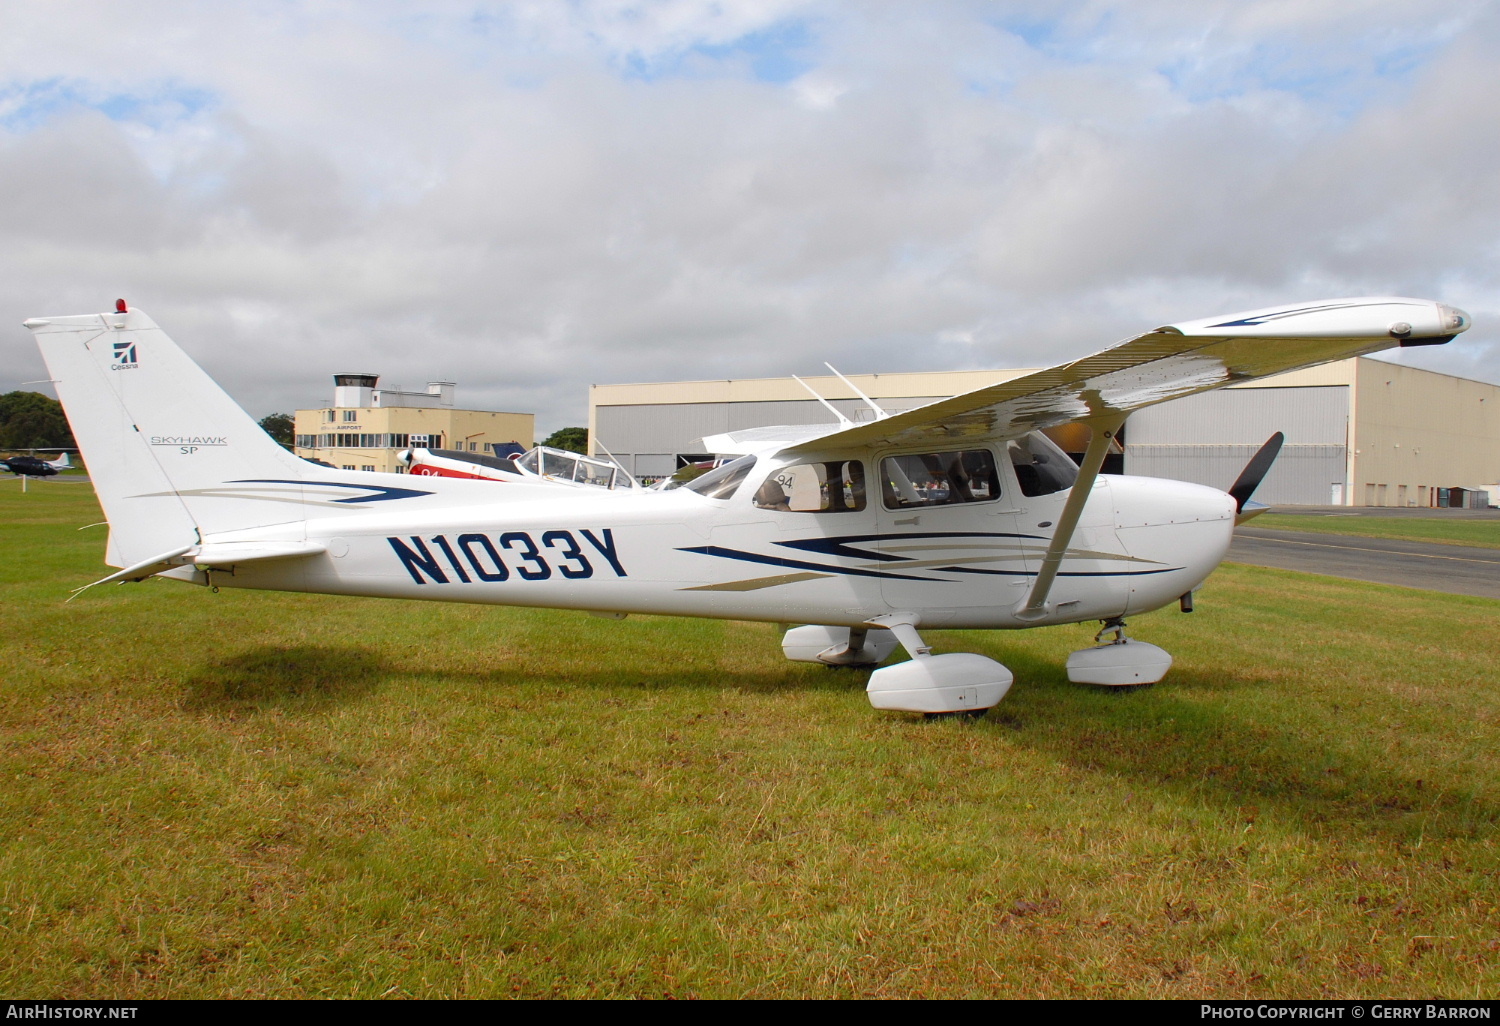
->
111;340;139;369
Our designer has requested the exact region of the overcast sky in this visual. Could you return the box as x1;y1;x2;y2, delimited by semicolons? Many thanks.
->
2;0;1496;437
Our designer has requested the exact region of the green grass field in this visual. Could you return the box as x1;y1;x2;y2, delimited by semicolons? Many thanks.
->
3;478;1499;999
1257;513;1500;550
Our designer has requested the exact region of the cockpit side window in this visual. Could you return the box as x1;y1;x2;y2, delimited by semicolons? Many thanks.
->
1007;430;1079;497
879;449;1000;509
753;459;867;512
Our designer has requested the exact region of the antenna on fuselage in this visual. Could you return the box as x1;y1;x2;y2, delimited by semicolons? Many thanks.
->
824;363;888;420
792;375;852;427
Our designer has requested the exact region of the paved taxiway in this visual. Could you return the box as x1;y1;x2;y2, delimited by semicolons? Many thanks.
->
1268;504;1500;521
1229;527;1500;600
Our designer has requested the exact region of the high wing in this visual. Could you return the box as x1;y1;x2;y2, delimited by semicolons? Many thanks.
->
700;424;840;455
778;296;1469;457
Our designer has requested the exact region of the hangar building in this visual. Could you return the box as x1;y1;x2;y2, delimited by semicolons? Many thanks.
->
589;357;1500;506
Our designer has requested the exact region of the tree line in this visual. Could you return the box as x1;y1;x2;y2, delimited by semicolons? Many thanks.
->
0;392;74;450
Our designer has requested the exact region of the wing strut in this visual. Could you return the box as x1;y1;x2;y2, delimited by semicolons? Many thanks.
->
823;364;888;420
792;375;852;427
1015;414;1127;621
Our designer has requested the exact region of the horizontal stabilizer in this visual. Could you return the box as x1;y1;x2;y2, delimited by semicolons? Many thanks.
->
68;544;196;599
192;540;327;566
69;539;327;599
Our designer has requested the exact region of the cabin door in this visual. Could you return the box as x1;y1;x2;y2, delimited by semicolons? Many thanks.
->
873;446;1029;618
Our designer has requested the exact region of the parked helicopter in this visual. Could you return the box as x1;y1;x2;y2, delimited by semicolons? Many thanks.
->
26;297;1469;715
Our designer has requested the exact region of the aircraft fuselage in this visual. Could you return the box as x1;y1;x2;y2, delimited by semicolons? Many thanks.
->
175;466;1234;631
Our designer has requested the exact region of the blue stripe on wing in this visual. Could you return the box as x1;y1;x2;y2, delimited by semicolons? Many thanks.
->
1206;301;1385;328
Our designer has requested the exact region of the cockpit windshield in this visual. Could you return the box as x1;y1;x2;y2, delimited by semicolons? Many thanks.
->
682;455;758;500
515;446;622;489
1007;430;1079;497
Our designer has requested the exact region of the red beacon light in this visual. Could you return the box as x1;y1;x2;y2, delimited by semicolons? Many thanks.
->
115;299;128;313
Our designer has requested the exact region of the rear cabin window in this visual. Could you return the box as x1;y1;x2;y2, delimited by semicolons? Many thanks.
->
753;460;866;513
880;450;1000;509
1007;431;1079;497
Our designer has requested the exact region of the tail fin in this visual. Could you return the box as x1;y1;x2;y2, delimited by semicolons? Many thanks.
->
26;306;317;567
48;452;70;470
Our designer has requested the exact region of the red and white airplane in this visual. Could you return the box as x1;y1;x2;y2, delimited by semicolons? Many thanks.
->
401;446;524;481
401;444;629;490
27;296;1469;716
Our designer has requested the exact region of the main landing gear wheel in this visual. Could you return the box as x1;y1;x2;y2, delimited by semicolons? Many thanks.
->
861;614;1012;715
1065;617;1173;687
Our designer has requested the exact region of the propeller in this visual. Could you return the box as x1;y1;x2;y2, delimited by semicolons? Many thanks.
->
1228;431;1284;514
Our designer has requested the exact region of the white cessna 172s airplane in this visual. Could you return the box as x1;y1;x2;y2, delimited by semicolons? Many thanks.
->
26;296;1470;716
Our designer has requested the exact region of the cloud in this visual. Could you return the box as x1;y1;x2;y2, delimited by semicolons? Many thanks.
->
0;0;1496;435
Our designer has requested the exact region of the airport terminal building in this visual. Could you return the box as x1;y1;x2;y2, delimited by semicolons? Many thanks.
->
293;373;534;474
589;358;1500;506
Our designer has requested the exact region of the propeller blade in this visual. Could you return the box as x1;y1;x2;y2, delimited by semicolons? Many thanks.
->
1228;431;1284;513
